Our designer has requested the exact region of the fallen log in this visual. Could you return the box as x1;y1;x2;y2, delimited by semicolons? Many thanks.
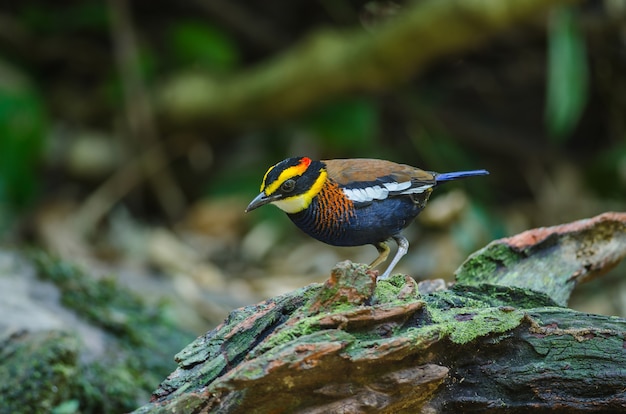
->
134;212;626;413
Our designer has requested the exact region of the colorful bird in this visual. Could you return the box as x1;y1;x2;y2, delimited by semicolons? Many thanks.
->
246;157;488;280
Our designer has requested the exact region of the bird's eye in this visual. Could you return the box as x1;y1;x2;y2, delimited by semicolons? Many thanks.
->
281;179;296;193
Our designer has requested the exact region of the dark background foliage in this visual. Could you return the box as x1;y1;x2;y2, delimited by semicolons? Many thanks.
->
0;0;624;327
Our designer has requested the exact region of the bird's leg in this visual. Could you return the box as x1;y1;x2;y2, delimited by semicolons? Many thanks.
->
369;241;390;269
378;234;409;281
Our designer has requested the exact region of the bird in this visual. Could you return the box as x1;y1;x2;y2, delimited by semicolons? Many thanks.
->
245;157;488;280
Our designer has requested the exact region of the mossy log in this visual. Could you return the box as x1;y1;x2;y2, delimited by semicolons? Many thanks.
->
134;212;626;413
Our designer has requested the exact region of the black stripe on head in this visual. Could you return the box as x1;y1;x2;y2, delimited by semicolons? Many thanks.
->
289;160;325;196
263;157;306;189
262;157;326;198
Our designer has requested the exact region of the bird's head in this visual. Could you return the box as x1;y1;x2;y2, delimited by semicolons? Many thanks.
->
245;156;326;214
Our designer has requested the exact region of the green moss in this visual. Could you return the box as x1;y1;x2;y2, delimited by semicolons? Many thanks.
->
447;307;523;344
249;275;421;359
455;242;523;285
219;330;355;385
150;284;321;407
133;393;205;414
424;288;488;311
0;331;78;414
374;274;420;304
249;313;329;358
453;235;590;307
26;251;195;413
424;289;525;344
452;284;559;308
305;261;375;312
33;252;168;343
51;400;80;414
346;324;442;361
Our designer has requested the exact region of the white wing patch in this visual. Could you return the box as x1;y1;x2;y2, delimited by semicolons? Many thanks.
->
403;184;434;194
343;182;433;203
343;186;386;203
383;181;411;192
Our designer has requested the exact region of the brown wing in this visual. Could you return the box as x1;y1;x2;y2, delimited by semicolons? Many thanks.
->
323;158;435;186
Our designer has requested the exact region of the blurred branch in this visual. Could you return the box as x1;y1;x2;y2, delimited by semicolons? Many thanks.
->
71;144;184;237
158;0;578;128
106;0;185;221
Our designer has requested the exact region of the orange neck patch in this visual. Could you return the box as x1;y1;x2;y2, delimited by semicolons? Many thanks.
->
313;179;355;233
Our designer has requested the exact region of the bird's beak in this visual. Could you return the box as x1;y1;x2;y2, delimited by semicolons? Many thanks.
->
245;192;280;212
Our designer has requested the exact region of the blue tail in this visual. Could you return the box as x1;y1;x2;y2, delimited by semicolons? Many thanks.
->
435;169;489;183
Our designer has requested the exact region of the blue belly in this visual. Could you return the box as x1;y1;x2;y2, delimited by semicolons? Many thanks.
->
288;196;423;247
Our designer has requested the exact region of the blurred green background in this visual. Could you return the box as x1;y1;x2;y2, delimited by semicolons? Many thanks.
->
1;0;626;412
1;0;625;333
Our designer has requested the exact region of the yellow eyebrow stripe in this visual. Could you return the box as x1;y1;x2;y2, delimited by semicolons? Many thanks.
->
263;165;303;194
262;159;311;195
260;165;274;192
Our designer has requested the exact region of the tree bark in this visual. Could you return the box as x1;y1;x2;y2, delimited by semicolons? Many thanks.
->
133;212;626;413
